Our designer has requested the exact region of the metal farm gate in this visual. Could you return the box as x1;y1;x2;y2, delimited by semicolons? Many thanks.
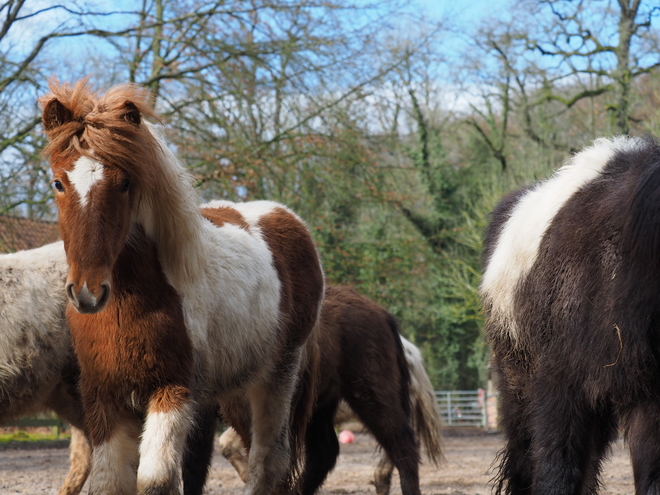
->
435;389;498;430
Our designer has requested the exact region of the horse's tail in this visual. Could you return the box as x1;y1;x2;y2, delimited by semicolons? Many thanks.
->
386;314;413;421
401;336;444;465
287;321;321;485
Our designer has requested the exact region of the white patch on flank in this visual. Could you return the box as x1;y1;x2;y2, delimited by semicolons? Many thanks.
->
481;136;645;342
135;125;285;379
137;403;192;490
66;156;105;208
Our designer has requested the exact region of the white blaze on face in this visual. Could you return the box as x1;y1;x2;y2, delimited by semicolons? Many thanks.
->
66;156;105;208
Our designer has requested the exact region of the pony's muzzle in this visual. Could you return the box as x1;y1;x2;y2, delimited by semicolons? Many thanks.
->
66;281;111;314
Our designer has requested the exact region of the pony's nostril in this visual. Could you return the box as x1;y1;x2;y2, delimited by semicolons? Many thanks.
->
65;282;78;306
66;281;111;314
98;282;111;306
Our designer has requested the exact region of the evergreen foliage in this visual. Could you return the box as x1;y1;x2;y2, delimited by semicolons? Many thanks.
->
0;0;659;389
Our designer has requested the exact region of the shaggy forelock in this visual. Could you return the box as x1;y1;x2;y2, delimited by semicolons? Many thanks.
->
39;78;161;185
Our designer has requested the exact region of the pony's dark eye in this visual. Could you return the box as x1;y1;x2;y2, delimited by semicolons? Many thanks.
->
52;180;65;193
120;179;131;193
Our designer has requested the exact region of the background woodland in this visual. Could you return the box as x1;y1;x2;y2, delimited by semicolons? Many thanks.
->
2;0;659;389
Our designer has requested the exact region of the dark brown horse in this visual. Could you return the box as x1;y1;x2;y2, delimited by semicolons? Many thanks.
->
40;79;324;495
219;286;443;495
482;136;660;494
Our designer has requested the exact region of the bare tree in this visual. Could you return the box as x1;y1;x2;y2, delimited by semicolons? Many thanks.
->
531;0;660;134
457;0;660;175
0;0;256;216
0;0;104;217
161;0;434;204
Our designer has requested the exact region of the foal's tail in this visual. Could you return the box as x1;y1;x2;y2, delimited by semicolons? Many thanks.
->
287;321;321;484
401;336;444;465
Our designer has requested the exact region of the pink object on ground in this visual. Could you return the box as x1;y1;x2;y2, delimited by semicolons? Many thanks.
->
338;430;355;444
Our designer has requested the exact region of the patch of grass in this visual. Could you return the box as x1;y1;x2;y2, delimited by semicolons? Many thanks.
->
0;427;71;443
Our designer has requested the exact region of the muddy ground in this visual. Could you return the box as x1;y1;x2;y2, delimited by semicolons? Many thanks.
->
0;428;635;494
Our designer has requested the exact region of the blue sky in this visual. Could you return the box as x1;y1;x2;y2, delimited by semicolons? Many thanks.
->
7;0;517;94
407;0;514;64
414;0;512;25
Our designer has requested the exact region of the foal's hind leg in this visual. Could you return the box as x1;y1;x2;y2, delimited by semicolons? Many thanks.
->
245;349;304;495
373;454;394;495
298;399;341;495
347;396;420;495
626;403;660;495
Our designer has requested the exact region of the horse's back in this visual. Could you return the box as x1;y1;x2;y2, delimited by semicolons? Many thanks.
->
200;205;251;231
201;200;324;347
482;137;659;347
322;286;399;345
322;286;407;402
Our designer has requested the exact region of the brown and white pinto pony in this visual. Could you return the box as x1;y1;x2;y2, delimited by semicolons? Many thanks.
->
40;79;324;495
218;286;443;495
0;244;440;495
482;136;660;494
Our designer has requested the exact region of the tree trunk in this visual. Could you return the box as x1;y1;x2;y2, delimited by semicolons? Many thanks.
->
614;0;641;135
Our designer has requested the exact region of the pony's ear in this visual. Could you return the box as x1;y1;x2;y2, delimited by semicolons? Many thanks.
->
42;98;73;131
121;101;141;126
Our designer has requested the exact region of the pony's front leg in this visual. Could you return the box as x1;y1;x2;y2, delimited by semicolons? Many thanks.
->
87;417;142;495
137;386;193;495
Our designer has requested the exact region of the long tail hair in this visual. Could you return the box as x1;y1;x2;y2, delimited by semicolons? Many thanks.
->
286;321;321;487
401;336;444;465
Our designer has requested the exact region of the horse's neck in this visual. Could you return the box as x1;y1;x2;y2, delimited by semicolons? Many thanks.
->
134;137;208;291
117;227;183;303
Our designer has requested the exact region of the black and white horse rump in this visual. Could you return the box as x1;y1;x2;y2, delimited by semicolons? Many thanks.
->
482;136;660;494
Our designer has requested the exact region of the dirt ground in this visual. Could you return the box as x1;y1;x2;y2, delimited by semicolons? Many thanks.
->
0;428;636;494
